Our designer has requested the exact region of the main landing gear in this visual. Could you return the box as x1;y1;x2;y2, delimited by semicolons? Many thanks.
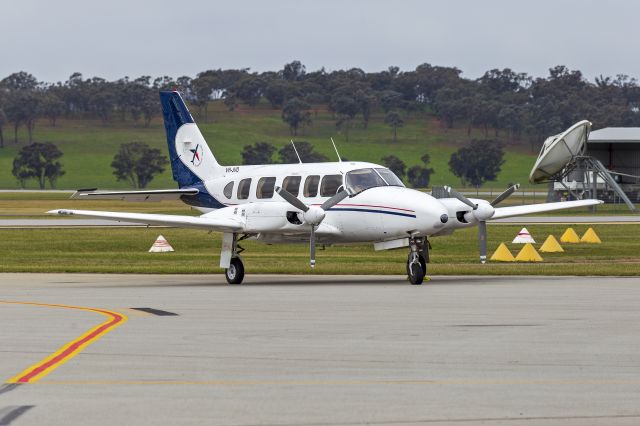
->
224;233;249;284
406;236;429;285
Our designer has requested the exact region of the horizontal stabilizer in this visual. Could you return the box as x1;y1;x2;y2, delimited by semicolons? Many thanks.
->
71;188;199;202
47;209;243;232
491;199;603;220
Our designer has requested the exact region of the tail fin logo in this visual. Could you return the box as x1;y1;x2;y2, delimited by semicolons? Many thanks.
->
189;144;203;167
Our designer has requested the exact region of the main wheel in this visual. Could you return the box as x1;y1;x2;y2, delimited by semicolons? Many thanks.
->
225;257;245;284
406;254;425;285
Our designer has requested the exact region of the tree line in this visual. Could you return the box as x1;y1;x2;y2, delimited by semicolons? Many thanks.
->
12;137;503;190
2;61;640;149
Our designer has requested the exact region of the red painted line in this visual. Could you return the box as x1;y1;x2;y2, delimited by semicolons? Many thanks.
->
12;308;125;383
312;203;415;213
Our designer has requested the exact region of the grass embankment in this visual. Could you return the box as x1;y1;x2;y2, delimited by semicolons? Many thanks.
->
0;101;538;190
1;224;637;275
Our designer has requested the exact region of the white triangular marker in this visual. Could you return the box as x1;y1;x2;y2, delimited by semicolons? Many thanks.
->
149;235;174;252
512;227;535;244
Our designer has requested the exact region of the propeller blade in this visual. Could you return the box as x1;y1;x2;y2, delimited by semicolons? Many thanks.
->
320;190;348;211
478;221;487;264
490;184;520;207
310;225;316;268
276;186;309;212
445;186;477;209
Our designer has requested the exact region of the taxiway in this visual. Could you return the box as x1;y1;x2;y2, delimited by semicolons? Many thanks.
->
0;273;639;425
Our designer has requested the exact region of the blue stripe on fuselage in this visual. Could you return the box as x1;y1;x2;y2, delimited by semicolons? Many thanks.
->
328;207;416;218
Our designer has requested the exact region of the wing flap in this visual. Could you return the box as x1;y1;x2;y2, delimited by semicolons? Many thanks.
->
47;209;243;232
70;188;199;202
491;199;603;220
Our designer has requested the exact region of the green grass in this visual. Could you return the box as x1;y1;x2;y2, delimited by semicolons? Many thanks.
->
0;102;540;190
1;224;637;275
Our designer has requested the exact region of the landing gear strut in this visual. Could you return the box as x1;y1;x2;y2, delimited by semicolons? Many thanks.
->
224;233;248;284
406;236;429;285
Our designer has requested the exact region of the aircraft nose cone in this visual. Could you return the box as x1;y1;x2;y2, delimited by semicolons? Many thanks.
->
440;214;449;224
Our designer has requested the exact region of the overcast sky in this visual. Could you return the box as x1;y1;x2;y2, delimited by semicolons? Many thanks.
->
2;0;639;84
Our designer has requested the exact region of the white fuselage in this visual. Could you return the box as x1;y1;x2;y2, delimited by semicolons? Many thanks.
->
191;161;477;244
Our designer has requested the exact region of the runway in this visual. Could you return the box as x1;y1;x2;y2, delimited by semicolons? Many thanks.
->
1;274;640;425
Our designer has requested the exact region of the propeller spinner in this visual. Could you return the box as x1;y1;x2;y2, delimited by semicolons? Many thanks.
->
446;184;520;263
276;186;348;268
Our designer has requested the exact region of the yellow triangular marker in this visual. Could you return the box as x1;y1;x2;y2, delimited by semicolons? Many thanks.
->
560;227;580;243
490;242;515;262
580;227;602;243
515;243;543;262
540;235;564;253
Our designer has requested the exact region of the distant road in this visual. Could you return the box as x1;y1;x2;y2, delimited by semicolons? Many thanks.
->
1;216;639;228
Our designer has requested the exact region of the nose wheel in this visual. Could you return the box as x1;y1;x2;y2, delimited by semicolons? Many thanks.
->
407;236;428;285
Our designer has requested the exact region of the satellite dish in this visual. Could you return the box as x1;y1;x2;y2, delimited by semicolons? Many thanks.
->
529;120;592;184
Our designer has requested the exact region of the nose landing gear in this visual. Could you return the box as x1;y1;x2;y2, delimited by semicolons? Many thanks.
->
407;236;429;285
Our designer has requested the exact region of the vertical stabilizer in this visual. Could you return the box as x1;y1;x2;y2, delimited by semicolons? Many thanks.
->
159;91;221;187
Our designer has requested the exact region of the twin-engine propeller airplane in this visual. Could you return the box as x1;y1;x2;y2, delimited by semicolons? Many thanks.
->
50;91;602;284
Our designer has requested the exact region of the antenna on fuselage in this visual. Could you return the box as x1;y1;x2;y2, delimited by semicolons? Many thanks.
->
290;140;303;164
330;137;342;162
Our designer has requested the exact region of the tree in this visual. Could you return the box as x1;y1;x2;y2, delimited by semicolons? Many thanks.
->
40;92;65;126
191;75;217;121
330;95;359;141
264;80;289;108
407;153;435;188
0;71;38;91
0;107;6;148
11;142;65;189
282;60;306;81
384;111;404;142
111;142;168;188
278;142;328;163
281;97;311;135
381;155;406;179
241;142;276;165
448;139;505;187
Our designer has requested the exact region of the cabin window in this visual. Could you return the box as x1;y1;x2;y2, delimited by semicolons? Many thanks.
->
237;178;252;200
304;175;320;197
223;181;234;199
282;176;301;196
320;174;343;197
256;177;276;199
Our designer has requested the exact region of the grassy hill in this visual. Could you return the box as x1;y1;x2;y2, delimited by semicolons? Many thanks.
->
0;102;539;190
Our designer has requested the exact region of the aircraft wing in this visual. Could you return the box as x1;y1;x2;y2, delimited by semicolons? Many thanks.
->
70;188;199;202
490;199;603;220
47;209;243;232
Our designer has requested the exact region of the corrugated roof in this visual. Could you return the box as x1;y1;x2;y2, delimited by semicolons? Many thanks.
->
588;127;640;143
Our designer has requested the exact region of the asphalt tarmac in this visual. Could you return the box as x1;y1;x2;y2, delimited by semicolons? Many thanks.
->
1;273;640;425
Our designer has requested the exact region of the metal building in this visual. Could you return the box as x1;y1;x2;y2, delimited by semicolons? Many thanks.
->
587;128;640;179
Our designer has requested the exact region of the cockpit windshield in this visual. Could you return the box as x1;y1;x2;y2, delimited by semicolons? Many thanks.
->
375;168;404;187
345;168;405;194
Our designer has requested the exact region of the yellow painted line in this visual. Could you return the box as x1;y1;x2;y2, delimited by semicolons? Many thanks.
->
38;378;640;386
0;300;127;383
